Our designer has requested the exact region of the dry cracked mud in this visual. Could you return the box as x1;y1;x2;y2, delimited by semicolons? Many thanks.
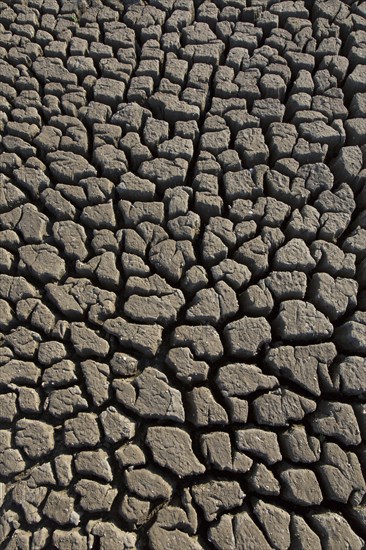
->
0;0;366;548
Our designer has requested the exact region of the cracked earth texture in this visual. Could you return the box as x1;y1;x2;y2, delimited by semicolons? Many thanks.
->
0;0;366;548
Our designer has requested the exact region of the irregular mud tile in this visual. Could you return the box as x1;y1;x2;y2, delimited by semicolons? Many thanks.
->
121;252;150;277
110;352;139;377
209;510;272;550
52;220;88;261
42;359;77;389
118;173;155;202
239;281;274;317
309;512;363;550
280;467;323;506
343;227;366;260
224;396;249;424
234;235;269;277
0;250;14;276
80;201;117;230
0;300;14;330
41;187;77;220
115;443;145;469
235;428;282;465
208;514;236;550
235;127;269;166
46;278;117;324
310;401;362;446
46;150;96;183
46;386;88;419
186;287;221;324
70;322;109;358
155;488;198;534
332;356;366;396
274;238;316;273
201;432;252;473
167;211;201;241
290;515;322;550
113;367;185;422
331;146;363;190
224;316;271;358
138;157;188;192
192;481;244;522
149;238;195;283
136;220;169;250
252;98;286;129
100;406;136;444
89;521;137;550
253;499;291;550
0;430;26;477
124;273;175;300
273;300;334;343
53;455;72;489
75;479;117;514
12;480;48;525
264;271;307;301
166;347;209;385
310;239;356;277
0;392;17;422
279;425;320;463
6;529;33;548
146;426;205;477
186;386;228;427
335;318;366;354
211;259;251;290
32;527;50;550
164;186;192;219
0;275;38;303
124;288;185;325
201;229;228;267
15;419;54;460
124;468;173;500
42;490;79;526
52;529;89;550
18;244;66;283
63;412;100;448
253;389;316;427
75;449;113;483
16;203;49;244
38;341;67;366
0;358;41;386
318;442;366;504
172;325;224;361
92;144;128;182
315;182;355;218
181;265;208;293
216;281;240;321
118;494;151;527
5;326;41;359
285;205;320;242
265;343;337;396
104;317;163;356
143;117;169;151
26;462;56;489
318;211;351;243
149;525;203;550
158;135;194;162
16;298;56;335
216;363;278;397
223;169;263;203
80;360;110;406
247;462;281;497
